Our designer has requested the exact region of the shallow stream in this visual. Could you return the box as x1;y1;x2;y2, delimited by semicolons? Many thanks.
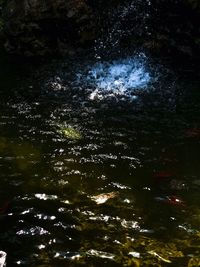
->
0;52;200;267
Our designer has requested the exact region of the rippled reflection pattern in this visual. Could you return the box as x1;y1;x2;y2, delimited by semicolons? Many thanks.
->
0;55;200;267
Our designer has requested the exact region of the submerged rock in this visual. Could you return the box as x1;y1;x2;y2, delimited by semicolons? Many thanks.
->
90;192;119;204
58;125;82;140
188;257;200;267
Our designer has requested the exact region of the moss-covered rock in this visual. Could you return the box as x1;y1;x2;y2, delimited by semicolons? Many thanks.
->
2;0;97;56
1;0;200;60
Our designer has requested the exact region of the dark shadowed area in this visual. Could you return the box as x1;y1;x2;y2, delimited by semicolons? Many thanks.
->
0;1;200;267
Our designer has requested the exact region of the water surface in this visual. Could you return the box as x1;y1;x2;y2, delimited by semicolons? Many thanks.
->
0;53;200;267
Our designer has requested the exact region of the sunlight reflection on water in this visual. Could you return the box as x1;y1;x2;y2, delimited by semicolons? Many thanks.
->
76;54;152;100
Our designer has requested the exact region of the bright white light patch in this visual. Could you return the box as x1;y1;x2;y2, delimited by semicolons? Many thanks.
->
35;194;58;200
88;60;150;91
79;55;152;100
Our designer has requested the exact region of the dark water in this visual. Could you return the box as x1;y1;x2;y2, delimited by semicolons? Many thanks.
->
0;52;200;267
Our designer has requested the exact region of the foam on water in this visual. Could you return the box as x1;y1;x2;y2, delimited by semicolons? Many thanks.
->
88;59;150;90
76;54;152;100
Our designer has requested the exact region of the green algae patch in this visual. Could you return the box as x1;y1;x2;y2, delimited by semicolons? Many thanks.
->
58;125;82;140
188;257;200;267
